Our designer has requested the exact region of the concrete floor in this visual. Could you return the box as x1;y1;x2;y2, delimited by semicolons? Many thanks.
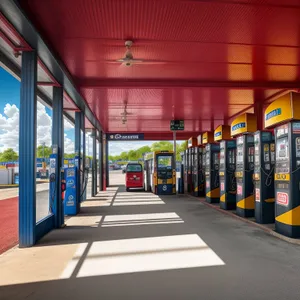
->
1;171;300;299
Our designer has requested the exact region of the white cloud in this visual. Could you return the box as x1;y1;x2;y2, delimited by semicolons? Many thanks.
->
0;104;20;152
0;102;75;154
64;119;73;131
64;133;75;154
4;104;18;118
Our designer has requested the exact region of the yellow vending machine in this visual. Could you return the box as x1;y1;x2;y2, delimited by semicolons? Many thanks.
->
214;125;237;210
231;113;257;217
203;131;220;203
264;92;300;238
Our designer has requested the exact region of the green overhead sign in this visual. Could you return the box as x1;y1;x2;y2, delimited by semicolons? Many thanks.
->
170;120;184;131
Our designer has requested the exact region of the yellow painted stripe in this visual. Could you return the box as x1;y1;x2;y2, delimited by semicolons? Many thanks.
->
237;195;255;209
220;194;226;202
276;205;300;226
206;188;220;198
265;198;275;203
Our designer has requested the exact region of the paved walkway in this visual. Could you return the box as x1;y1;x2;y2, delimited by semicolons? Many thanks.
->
1;173;300;299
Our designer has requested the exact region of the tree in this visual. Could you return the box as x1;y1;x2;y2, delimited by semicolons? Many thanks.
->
176;141;188;160
36;145;52;158
151;141;173;152
128;150;138;161
64;153;76;159
0;148;18;162
120;151;129;161
135;146;151;159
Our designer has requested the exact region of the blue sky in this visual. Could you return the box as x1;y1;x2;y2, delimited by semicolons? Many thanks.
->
0;67;75;153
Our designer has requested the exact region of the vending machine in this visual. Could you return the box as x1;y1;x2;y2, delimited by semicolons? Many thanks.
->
64;166;79;215
253;131;275;224
49;145;58;215
193;147;205;197
188;137;198;195
231;113;257;217
264;92;300;238
214;125;236;210
203;132;220;203
183;149;189;193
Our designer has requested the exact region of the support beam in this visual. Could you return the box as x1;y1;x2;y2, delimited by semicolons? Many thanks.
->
102;134;108;190
78;79;300;90
92;129;97;197
106;138;109;188
254;101;264;130
19;50;37;247
75;112;82;205
81;113;86;201
99;131;103;191
52;86;64;228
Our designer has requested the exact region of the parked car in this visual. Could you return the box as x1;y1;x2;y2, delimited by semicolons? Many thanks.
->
121;165;127;173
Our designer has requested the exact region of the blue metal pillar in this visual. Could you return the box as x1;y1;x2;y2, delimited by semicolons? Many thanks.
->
19;51;37;247
75;112;82;205
98;131;103;191
105;135;109;187
92;129;97;197
52;86;64;228
81;113;86;201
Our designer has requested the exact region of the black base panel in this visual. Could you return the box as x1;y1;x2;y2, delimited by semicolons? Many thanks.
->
206;197;220;204
220;201;236;210
275;222;300;238
236;207;254;218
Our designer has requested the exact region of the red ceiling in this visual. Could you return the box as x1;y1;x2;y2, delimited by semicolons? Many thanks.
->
20;0;300;134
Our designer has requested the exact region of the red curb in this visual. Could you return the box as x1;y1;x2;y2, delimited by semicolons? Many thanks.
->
0;197;18;255
187;195;300;245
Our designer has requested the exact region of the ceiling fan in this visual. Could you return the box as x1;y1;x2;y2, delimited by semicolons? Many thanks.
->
109;40;166;67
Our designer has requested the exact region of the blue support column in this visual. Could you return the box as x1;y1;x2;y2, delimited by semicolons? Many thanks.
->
92;129;97;197
81;113;86;201
75;112;82;205
19;51;37;247
105;137;109;187
98;131;103;191
52;86;64;228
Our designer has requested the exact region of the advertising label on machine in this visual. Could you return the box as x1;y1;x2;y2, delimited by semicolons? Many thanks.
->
255;188;260;202
220;182;225;192
206;180;210;188
277;192;289;206
237;184;243;195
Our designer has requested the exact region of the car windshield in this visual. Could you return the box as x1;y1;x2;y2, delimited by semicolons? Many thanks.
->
126;164;142;172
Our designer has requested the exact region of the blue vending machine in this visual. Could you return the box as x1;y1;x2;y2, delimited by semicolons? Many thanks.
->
49;145;58;215
64;166;79;215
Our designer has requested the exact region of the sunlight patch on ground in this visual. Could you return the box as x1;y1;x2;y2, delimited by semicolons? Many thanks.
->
102;212;183;227
65;216;102;227
61;234;225;278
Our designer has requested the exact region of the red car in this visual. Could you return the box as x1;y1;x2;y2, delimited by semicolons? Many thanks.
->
125;163;144;191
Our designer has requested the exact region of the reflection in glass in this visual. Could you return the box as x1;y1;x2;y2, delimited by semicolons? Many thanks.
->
36;101;53;223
